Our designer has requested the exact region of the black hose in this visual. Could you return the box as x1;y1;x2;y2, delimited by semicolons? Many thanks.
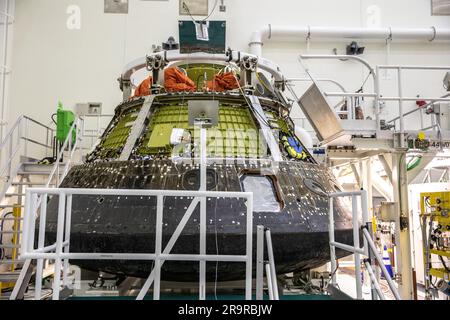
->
0;212;14;260
439;255;450;273
51;113;57;125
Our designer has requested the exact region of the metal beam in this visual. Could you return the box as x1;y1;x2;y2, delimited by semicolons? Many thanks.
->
119;96;154;161
350;163;362;188
378;154;393;184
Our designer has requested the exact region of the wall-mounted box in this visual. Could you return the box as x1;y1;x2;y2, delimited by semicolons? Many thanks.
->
105;0;129;14
179;0;208;16
76;103;103;116
380;202;397;222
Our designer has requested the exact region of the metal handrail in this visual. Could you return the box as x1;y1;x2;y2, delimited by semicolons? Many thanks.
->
328;190;401;300
0;115;55;181
14;187;254;301
387;93;450;125
44;118;82;188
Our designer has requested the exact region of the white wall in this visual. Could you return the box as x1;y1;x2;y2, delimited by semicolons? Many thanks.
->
7;0;450;132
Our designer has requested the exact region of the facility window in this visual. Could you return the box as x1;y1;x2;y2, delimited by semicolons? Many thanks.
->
241;175;282;212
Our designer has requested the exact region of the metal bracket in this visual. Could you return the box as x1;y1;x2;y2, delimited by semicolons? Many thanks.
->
118;77;132;101
400;216;409;230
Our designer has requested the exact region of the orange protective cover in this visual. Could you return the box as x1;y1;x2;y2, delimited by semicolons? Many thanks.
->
164;67;196;92
133;76;153;97
206;72;240;92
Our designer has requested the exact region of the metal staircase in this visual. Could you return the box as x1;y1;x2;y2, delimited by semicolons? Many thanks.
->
0;115;82;299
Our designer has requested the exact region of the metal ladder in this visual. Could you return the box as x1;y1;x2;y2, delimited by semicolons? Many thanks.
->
0;115;83;299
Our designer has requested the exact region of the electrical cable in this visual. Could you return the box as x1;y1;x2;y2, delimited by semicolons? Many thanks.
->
359;71;372;92
183;0;219;23
439;252;450;273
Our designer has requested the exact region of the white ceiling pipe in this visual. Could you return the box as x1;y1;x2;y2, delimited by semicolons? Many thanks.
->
249;25;450;56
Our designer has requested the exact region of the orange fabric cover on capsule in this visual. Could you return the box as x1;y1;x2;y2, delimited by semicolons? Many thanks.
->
134;76;153;97
164;67;196;92
206;72;240;92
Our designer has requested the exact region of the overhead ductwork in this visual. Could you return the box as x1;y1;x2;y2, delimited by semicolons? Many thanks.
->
249;25;450;56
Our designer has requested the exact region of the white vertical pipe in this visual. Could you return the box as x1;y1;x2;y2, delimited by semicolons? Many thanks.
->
398;67;405;144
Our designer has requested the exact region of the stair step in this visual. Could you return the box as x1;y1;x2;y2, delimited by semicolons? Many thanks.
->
17;171;52;176
0;271;21;282
11;182;55;186
0;204;24;209
5;193;25;197
0;230;21;234
0;260;22;264
0;244;20;248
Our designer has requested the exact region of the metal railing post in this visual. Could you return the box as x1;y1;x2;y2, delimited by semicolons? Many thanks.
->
62;194;72;287
265;228;279;300
256;225;265;300
375;65;381;133
352;195;363;300
52;192;66;300
153;195;163;300
328;195;337;286
35;193;48;300
265;262;274;300
199;127;207;300
245;194;253;300
7;126;12;178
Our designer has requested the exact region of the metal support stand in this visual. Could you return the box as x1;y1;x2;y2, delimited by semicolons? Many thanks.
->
256;226;264;300
199;126;207;300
